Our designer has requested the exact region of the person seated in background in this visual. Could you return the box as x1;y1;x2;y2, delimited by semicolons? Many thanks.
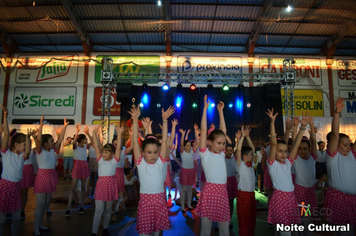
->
124;168;138;207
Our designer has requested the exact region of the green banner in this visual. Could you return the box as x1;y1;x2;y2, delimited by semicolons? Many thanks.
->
95;55;160;83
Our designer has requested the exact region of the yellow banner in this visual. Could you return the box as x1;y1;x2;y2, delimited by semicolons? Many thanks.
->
281;90;324;117
92;120;121;126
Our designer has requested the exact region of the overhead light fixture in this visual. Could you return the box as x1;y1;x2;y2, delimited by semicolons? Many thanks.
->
139;103;144;107
142;83;148;89
207;83;213;89
229;103;233;108
190;84;196;91
238;83;244;89
211;103;215;108
177;83;183;89
286;5;292;12
162;83;169;90
158;0;162;6
247;103;251;108
192;103;197;108
223;84;229;91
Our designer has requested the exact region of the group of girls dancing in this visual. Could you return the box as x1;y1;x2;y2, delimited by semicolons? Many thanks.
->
0;95;355;236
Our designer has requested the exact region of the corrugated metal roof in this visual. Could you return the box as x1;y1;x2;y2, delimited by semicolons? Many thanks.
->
93;45;131;51
76;4;121;18
266;7;309;22
273;0;316;7
73;0;156;3
124;20;163;31
18;45;58;52
47;34;82;44
257;35;291;46
89;33;129;44
120;4;163;18
172;20;213;31
171;0;217;3
288;36;328;47
130;45;165;51
305;8;356;23
262;22;300;34
254;47;285;54
2;20;75;33
212;21;254;33
2;0;60;6
26;5;68;19
172;33;211;44
83;20;125;31
338;38;356;48
334;49;356;56
127;32;165;44
219;0;264;4
55;45;85;51
208;45;245;52
0;7;33;21
210;34;249;44
171;4;215;19
0;48;4;53
172;45;207;52
0;22;43;33
281;47;320;54
11;34;52;45
216;6;261;20
320;0;356;10
295;23;340;35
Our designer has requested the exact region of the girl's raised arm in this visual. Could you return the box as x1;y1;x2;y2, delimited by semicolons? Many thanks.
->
36;116;44;153
72;123;80;149
129;106;142;162
160;106;175;158
217;101;227;135
283;117;293;144
92;126;101;160
54;118;69;150
179;129;185;153
266;109;278;163
84;126;94;147
307;116;317;155
236;127;245;167
0;106;8;151
193;128;200;152
329;97;344;153
114;126;125;160
289;112;309;160
169;119;178;148
244;126;255;154
24;129;34;159
200;95;209;149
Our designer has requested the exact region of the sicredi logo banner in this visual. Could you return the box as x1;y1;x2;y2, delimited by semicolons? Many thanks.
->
15;55;79;83
13;87;76;116
259;58;322;86
337;60;356;87
177;56;242;73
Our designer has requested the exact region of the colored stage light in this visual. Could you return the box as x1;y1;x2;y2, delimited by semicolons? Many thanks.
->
139;103;144;107
190;84;196;91
211;103;215;108
192;103;197;108
247;103;251;108
162;83;169;90
175;96;182;108
229;103;233;108
223;84;229;91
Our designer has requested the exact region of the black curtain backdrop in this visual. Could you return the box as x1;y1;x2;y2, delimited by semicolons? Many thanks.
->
118;84;283;148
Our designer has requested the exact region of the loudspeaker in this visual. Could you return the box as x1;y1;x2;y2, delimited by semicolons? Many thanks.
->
116;83;133;103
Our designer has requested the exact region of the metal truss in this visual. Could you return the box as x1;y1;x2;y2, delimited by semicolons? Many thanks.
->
101;58;296;142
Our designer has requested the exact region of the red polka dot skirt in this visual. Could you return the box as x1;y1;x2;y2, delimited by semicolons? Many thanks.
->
95;175;118;201
34;169;58;194
267;190;301;225
136;192;170;235
226;176;238;200
20;164;35;189
324;187;356;225
71;160;90;179
115;167;125;192
263;167;272;189
294;184;317;214
180;168;195;186
164;165;172;188
196;182;230;222
0;179;21;213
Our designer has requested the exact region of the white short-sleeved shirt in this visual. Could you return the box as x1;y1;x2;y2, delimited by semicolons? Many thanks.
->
294;153;317;188
256;151;263;163
181;150;195;169
74;144;89;161
225;156;237;177
326;149;356;195
199;148;227;184
237;161;255;192
170;148;176;160
316;149;326;163
125;175;137;185
24;149;35;165
136;155;168;194
1;149;25;182
116;149;126;168
36;148;58;169
88;146;96;158
267;157;294;192
193;147;200;161
98;156;118;177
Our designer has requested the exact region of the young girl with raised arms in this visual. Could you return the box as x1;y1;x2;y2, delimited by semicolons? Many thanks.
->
129;105;175;236
34;116;68;236
196;95;230;236
91;125;125;236
324;97;355;236
66;124;93;217
0;106;33;236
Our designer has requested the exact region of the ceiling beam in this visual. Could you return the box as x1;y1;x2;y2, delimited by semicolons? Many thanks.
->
0;30;19;56
59;0;92;56
322;19;355;58
165;0;171;57
246;0;274;57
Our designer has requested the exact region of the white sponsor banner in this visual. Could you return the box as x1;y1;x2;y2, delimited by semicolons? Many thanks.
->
13;87;76;116
339;90;356;117
177;56;242;73
15;55;79;83
259;57;322;86
337;60;356;87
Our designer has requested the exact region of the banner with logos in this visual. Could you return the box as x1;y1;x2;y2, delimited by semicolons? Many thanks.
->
93;87;121;116
177;56;242;73
339;90;356;117
337;60;356;87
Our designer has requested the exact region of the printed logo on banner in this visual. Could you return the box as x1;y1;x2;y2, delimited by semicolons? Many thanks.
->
16;55;79;83
12;87;76;116
337;60;356;87
92;120;121;126
339;90;356;117
259;58;322;86
281;90;324;117
177;56;241;73
93;87;121;116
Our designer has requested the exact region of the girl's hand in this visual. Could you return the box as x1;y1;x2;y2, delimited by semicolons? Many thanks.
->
309;127;318;134
64;117;69;126
217;101;224;112
55;127;62;136
193;123;198;131
40;116;44;126
84;126;90;135
285;117;293;130
203;94;210;109
242;126;251;137
128;105;140;120
179;128;185;134
171;119;179;127
162;105;175;120
141;117;151;129
304;112;314;126
0;105;8;116
235;130;242;140
93;126;100;135
194;129;200;136
27;128;35;136
210;123;215;129
115;125;125;134
32;128;38;139
266;108;278;122
293;116;300;126
187;129;191;134
75;123;81;133
300;112;309;128
335;97;345;114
